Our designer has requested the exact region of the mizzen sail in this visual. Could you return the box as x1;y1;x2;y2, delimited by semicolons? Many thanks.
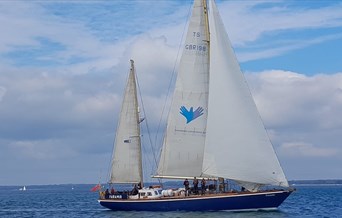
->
109;60;143;184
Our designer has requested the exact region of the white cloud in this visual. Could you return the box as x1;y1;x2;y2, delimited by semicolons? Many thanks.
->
279;142;338;157
218;1;342;46
245;70;342;174
8;139;77;160
247;70;342;130
0;1;121;73
238;33;342;62
74;93;119;115
125;35;178;95
1;0;342;71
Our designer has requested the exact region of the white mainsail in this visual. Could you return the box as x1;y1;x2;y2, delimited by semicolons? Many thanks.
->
156;0;209;178
156;0;289;190
109;60;143;184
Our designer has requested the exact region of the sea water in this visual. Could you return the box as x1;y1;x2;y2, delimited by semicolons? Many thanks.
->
0;184;341;217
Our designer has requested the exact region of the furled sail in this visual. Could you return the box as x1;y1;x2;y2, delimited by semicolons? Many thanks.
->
201;0;289;188
156;0;210;178
109;60;143;184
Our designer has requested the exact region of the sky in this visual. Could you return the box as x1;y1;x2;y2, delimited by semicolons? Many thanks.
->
0;0;341;186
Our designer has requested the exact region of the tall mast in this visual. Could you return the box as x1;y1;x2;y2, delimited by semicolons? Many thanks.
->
203;0;210;57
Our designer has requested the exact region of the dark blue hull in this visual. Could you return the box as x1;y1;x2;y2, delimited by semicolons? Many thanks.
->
99;190;292;211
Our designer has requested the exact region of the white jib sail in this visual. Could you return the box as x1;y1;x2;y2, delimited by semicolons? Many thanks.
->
156;0;210;178
109;60;143;184
202;0;289;188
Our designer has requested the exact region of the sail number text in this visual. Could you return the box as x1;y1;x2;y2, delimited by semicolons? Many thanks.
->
193;32;201;37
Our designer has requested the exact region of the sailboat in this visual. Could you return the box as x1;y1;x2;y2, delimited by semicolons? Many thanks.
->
99;0;293;211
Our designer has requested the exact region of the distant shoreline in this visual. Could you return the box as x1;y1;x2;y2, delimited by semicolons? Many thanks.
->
289;179;342;185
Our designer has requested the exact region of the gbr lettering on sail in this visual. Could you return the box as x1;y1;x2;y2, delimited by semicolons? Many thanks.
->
185;32;207;52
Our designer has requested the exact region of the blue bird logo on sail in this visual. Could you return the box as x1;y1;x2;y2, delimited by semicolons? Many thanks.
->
180;106;204;123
